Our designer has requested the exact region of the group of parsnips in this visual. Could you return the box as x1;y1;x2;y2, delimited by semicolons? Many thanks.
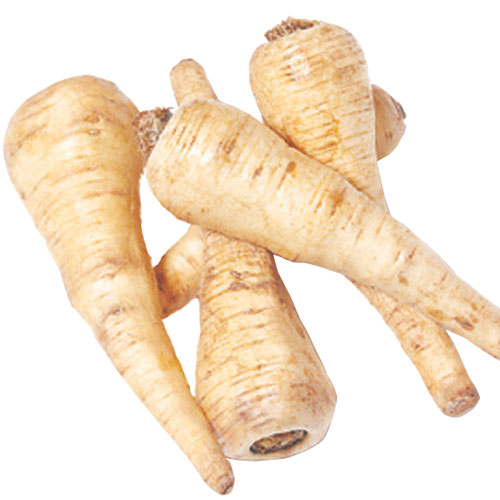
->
5;18;498;494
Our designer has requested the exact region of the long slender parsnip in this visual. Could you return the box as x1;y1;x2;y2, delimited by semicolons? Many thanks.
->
157;59;337;460
146;98;500;361
153;84;405;315
249;19;477;415
4;76;233;494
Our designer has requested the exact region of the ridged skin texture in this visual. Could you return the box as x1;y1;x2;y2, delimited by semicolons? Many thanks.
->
155;83;406;317
249;20;477;415
4;76;233;494
146;99;500;362
169;59;336;460
198;231;336;459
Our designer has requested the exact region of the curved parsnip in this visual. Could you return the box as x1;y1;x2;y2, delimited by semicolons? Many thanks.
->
4;76;233;494
154;83;406;317
250;19;477;416
146;98;500;361
161;59;336;460
155;225;204;317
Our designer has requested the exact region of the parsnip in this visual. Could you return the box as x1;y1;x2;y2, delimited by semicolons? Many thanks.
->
198;230;336;459
142;59;337;460
3;76;233;494
154;84;405;316
146;98;500;361
156;225;204;317
250;18;477;415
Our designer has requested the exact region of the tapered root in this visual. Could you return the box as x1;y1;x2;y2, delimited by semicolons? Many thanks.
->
249;20;479;416
146;98;500;365
170;59;336;460
5;76;233;494
154;74;406;317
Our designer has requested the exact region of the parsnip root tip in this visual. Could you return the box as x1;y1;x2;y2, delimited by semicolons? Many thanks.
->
443;388;479;417
213;472;235;495
5;76;232;493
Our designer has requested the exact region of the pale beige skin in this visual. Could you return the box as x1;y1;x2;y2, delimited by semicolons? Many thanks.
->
156;225;204;317
250;19;477;416
146;98;500;361
168;59;337;460
153;84;406;310
372;84;406;160
3;76;233;495
198;231;336;459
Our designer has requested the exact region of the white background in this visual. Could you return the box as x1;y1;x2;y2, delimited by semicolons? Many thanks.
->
1;1;500;499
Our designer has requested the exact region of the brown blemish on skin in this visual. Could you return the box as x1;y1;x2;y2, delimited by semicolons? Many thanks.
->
412;342;429;353
435;273;448;287
276;160;299;190
228;281;250;291
101;305;135;327
189;134;197;148
398;275;408;286
222;137;237;154
392;250;401;264
427;309;447;322
154;269;166;291
253;165;263;178
329;185;348;216
408;247;416;260
455;316;474;331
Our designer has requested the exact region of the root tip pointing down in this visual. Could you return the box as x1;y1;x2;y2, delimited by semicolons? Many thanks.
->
215;473;234;495
443;388;480;417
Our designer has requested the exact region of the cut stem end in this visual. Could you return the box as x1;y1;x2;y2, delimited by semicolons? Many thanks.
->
249;429;308;454
132;107;172;157
265;18;318;41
